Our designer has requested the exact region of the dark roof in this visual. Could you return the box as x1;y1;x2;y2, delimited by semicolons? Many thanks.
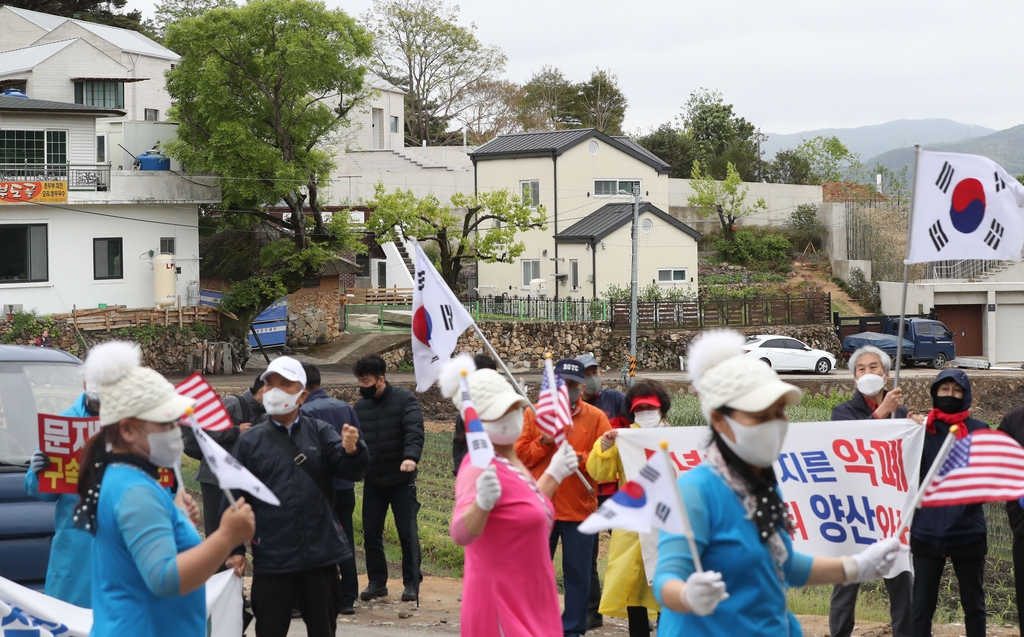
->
318;257;363;277
0;94;125;116
0;344;81;364
470;128;672;174
556;202;703;243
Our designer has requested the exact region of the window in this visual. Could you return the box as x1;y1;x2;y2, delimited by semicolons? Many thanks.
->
144;109;159;121
594;179;640;196
96;135;106;163
74;81;124;109
0;224;48;283
93;238;123;280
390;116;399;133
570;259;579;290
0;81;26;93
521;259;541;287
657;268;688;284
763;339;787;349
784;339;807;350
46;131;66;167
159;237;175;254
520;180;540;208
0;130;66;175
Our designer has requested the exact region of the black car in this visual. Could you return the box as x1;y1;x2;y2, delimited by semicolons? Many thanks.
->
0;345;83;591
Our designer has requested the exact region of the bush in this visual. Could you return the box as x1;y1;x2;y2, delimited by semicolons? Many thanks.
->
714;227;793;272
847;267;881;313
602;283;697;304
788;203;826;251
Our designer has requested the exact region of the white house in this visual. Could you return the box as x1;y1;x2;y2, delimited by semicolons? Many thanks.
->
0;93;219;316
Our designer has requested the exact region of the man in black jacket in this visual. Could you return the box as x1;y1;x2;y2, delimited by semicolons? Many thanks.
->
999;403;1024;634
300;362;363;616
353;354;425;603
224;356;368;637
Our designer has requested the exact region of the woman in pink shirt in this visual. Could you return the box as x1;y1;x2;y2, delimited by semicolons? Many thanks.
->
442;355;580;637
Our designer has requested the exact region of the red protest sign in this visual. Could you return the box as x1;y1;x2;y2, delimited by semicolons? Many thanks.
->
37;413;174;493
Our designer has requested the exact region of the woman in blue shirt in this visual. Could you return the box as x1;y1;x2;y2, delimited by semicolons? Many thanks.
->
653;331;903;637
74;341;255;637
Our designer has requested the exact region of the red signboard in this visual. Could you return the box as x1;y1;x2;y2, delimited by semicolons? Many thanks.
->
0;181;67;204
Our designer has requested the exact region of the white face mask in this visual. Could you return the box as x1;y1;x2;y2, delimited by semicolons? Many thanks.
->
482;408;525;445
856;373;886;397
263;387;303;415
142;427;184;468
633;410;662;428
720;414;788;468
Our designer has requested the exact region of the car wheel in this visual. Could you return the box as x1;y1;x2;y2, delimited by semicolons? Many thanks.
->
759;357;772;368
815;358;831;375
932;353;947;370
902;356;915;367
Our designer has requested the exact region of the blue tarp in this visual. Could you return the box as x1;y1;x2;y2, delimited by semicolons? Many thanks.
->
200;289;288;347
842;331;914;354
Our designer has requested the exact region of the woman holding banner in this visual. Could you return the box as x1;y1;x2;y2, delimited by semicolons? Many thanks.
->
586;379;672;637
442;354;579;637
74;341;256;637
653;330;904;636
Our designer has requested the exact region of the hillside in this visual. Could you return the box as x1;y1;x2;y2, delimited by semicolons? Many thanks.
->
864;124;1024;177
762;119;995;160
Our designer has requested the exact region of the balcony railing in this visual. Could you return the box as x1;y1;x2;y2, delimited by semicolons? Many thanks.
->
0;162;111;191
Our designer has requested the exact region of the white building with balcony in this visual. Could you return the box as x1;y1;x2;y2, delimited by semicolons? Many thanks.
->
0;94;219;316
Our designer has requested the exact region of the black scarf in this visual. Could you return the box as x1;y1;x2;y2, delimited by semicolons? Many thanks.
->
712;433;789;543
75;452;163;534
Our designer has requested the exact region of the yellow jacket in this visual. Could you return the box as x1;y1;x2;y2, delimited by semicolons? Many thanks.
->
587;429;660;618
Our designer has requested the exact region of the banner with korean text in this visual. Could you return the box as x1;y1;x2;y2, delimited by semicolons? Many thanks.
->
36;414;173;494
615;420;924;581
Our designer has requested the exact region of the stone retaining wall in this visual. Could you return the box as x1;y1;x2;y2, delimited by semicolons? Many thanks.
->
287;283;343;347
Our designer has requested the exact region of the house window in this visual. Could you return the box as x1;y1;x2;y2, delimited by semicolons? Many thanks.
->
594;179;640;197
96;135;107;163
74;81;124;109
0;81;26;93
521;259;541;287
46;131;66;167
93;238;123;280
570;259;579;290
144;109;159;121
0;130;66;175
0;224;48;283
520;180;540;208
657;268;688;284
390;116;399;133
160;237;175;254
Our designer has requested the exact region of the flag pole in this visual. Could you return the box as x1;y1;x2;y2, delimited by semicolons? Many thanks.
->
894;425;957;541
469;323;593;493
893;144;922;389
661;441;702;573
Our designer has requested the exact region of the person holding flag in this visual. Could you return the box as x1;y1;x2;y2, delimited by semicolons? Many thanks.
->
73;341;256;637
653;330;903;637
441;354;577;636
585;379;672;637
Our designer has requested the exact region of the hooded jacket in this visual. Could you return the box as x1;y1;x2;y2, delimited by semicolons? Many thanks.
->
911;369;988;547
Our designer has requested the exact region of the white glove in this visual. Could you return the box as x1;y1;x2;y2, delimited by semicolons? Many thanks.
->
543;442;579;484
475;465;502;512
30;449;49;475
849;537;902;582
682;570;729;616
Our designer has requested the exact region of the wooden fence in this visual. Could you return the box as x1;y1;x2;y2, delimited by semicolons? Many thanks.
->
348;287;413;305
53;302;232;333
609;294;831;329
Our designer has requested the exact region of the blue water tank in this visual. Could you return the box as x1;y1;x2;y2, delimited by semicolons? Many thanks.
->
136;151;170;171
3;88;28;99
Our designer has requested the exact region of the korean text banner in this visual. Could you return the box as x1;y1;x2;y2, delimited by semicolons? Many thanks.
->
37;414;172;494
0;181;67;204
615;420;924;581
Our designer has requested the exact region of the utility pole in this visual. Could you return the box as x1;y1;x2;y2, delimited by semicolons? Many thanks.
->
628;185;640;387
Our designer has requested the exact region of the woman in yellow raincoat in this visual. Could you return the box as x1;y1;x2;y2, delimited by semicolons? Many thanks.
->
586;379;672;637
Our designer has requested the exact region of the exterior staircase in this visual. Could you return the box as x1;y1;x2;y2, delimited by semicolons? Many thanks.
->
927;260;1014;282
392;237;416;279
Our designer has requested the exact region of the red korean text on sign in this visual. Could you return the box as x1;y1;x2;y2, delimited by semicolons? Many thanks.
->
833;438;908;492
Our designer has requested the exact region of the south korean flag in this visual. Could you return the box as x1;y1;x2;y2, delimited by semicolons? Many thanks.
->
907;150;1024;264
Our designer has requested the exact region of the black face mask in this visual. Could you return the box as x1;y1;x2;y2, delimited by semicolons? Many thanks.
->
359;384;379;400
934;395;965;414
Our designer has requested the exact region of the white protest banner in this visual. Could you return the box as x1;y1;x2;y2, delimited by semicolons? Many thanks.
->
0;570;243;637
614;420;924;582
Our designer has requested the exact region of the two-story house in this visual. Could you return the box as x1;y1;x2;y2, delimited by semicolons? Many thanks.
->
470;129;702;299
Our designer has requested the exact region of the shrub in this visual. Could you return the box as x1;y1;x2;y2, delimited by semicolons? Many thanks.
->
847;267;881;313
788;203;826;251
714;227;793;272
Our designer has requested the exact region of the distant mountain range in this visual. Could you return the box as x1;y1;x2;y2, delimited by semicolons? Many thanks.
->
864;124;1024;177
762;119;996;161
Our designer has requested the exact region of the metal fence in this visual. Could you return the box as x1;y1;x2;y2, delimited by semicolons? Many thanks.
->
609;295;832;329
0;162;110;190
344;303;413;333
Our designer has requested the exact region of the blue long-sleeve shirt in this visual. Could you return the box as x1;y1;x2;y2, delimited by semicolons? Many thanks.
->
654;464;813;637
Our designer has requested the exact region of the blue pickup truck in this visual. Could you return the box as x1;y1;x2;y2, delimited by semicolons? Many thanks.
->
842;317;957;370
0;345;83;591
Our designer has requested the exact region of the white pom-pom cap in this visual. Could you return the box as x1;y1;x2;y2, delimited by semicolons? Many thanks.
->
84;340;196;426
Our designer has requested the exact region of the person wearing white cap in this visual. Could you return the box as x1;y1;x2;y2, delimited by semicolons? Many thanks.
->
652;330;905;637
441;354;577;636
74;341;256;637
224;355;368;637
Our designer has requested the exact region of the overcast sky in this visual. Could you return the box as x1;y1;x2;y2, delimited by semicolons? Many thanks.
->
124;0;1024;135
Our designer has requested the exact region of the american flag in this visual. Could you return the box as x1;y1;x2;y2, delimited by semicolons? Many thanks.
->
175;373;233;431
535;358;570;444
921;430;1024;507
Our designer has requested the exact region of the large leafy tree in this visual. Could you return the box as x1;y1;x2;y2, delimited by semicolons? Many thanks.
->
458;79;524;145
366;184;546;288
153;0;235;39
795;135;860;184
679;88;762;181
765;149;812;185
633;124;697;179
518;65;576;131
164;0;372;322
365;0;507;146
687;161;766;239
572;69;627;135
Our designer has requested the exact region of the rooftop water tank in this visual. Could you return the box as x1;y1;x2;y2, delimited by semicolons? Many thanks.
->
3;88;28;99
136;150;171;171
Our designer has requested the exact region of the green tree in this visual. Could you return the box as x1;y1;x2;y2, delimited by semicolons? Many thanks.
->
679;88;762;180
366;184;546;288
571;68;627;135
458;79;524;145
164;0;372;322
765;149;812;185
795;135;860;184
633;124;697;179
153;0;235;38
687;161;766;239
518;64;576;131
365;0;506;146
862;162;910;199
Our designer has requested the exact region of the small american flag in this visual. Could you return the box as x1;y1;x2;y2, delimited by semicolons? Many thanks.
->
921;429;1024;507
176;373;233;431
535;358;570;444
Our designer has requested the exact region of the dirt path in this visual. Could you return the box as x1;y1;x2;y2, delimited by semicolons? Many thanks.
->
790;262;868;316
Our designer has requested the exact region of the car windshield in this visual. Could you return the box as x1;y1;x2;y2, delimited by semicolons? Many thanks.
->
0;361;82;468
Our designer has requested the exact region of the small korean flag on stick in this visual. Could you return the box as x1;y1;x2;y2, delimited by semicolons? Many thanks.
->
459;370;494;469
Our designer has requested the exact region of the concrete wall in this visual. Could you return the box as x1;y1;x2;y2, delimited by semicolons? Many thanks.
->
667;179;822;234
833;260;872;283
382;242;414;288
819;202;848;261
71;171;220;204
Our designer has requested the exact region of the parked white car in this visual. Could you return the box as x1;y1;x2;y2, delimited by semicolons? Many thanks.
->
742;335;836;374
